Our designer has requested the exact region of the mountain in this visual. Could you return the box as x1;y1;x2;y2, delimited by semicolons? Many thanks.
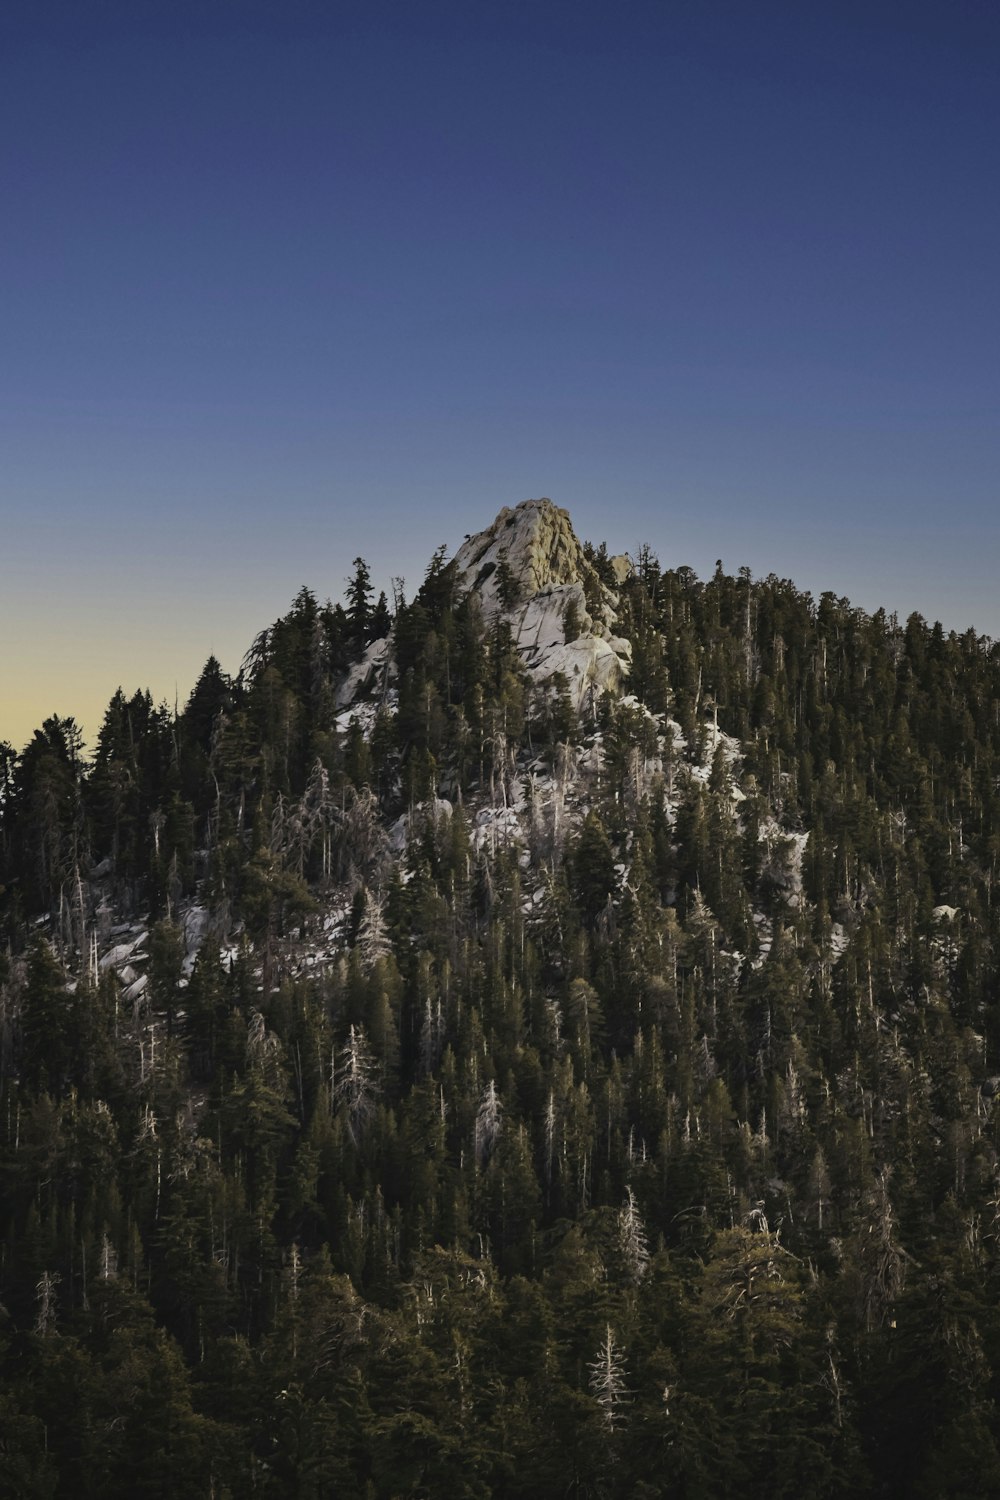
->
3;500;1000;1496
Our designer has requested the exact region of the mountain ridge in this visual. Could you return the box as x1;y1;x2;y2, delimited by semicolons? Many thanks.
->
4;499;1000;1495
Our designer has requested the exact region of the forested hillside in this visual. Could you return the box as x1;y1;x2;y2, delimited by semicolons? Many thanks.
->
3;500;1000;1497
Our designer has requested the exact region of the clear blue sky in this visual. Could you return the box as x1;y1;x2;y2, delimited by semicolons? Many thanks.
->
3;0;999;749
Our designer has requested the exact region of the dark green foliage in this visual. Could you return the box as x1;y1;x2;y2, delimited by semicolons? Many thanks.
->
4;716;85;914
346;556;374;659
4;546;1000;1494
495;548;519;608
572;810;617;924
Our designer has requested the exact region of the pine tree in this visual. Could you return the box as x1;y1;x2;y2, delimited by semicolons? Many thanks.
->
346;556;374;658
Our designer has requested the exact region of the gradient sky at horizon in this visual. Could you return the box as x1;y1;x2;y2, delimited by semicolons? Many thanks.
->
3;0;999;753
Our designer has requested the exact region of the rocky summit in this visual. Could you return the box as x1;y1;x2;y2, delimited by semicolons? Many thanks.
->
340;498;635;714
454;496;605;601
453;499;634;711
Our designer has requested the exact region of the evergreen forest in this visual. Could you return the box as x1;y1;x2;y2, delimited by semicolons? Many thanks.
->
3;523;1000;1497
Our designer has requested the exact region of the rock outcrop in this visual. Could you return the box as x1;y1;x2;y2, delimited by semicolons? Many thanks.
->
333;498;634;716
453;498;633;711
454;498;599;603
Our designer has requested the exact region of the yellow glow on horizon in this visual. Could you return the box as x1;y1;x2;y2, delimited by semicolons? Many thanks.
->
0;620;243;756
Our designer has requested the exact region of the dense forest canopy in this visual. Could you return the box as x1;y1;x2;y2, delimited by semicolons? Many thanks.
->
2;506;1000;1497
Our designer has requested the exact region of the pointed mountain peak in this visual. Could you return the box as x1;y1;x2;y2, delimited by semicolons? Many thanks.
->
338;498;633;714
453;497;597;606
453;498;633;710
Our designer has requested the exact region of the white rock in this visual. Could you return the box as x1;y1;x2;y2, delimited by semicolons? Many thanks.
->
183;905;210;952
335;637;393;710
454;498;599;605
123;974;148;1005
99;931;148;971
389;797;454;853
453;498;632;711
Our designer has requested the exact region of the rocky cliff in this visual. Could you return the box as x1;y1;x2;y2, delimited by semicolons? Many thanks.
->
337;497;634;714
453;497;633;711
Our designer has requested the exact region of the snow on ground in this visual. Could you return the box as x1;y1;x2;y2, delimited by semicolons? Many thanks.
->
685;722;745;802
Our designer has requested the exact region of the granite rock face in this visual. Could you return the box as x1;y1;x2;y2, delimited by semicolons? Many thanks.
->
454;497;599;604
333;498;635;716
453;498;633;711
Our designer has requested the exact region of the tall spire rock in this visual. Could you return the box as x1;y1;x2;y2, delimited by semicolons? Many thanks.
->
454;497;599;602
454;498;633;710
